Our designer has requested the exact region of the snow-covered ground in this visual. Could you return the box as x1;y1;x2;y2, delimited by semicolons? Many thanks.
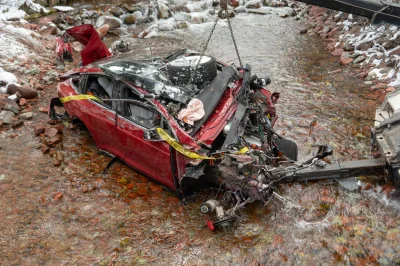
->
0;0;49;21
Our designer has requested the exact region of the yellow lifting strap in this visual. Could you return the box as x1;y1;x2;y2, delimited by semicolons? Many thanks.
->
156;127;249;160
60;94;102;103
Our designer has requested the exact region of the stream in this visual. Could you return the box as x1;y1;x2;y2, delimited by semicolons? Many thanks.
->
0;11;399;266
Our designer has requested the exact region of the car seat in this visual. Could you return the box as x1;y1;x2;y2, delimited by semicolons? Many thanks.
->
98;76;112;98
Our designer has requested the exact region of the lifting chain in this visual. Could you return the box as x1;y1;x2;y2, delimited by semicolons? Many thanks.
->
227;17;243;67
186;1;243;87
187;17;220;87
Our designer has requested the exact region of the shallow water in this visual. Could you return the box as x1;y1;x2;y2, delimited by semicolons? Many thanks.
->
0;13;399;266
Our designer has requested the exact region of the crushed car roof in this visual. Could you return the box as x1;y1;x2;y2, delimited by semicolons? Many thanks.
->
99;60;195;103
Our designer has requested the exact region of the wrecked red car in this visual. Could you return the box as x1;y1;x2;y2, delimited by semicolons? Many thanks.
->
51;48;289;190
49;28;304;226
50;25;399;229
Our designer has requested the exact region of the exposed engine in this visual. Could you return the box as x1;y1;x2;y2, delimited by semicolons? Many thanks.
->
197;75;303;229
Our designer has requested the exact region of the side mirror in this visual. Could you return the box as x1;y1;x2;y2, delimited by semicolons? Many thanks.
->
143;127;163;142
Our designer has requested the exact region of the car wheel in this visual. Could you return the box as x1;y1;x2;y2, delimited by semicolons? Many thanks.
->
166;55;217;86
275;138;298;161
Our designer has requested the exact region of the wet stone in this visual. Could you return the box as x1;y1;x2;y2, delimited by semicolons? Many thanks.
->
20;112;34;120
353;56;366;64
44;135;63;147
33;124;45;136
117;178;128;184
4;104;19;114
136;186;148;196
11;120;23;129
0;110;16;125
340;57;353;65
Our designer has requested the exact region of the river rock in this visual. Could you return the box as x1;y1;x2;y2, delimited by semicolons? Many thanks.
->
343;42;355;51
322;26;330;34
389;46;400;56
124;11;143;24
0;111;15;125
0;97;19;110
331;48;344;57
96;16;122;29
71;41;85;52
109;6;125;17
229;0;239;7
383;40;395;50
246;0;262;8
309;6;327;17
170;5;191;13
158;19;176;31
82;10;98;19
170;0;188;4
122;4;137;13
38;17;52;25
7;84;38;99
4;104;19;114
158;3;170;19
264;0;278;6
235;6;246;13
177;21;189;29
123;14;135;25
37;23;58;36
97;24;110;37
20;112;34;120
385;56;397;68
340;57;353;65
174;12;191;21
353;55;366;64
11;120;23;129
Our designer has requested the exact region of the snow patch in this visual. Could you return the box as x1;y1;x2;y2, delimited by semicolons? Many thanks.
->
0;72;18;85
388;72;400;87
53;6;74;12
0;24;39;60
0;7;26;21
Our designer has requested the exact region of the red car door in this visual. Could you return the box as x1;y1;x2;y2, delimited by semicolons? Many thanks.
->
114;85;175;189
66;74;126;160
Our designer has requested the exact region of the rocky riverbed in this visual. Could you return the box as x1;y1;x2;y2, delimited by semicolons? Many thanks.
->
0;0;400;265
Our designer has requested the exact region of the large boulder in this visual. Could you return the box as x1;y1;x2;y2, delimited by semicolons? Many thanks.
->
96;16;122;29
7;84;38;99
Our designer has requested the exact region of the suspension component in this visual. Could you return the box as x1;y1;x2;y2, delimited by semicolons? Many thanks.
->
200;199;219;214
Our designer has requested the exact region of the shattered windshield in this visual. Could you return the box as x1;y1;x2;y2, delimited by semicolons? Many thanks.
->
99;61;193;103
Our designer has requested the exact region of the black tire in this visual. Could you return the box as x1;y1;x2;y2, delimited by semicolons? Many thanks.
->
166;55;217;86
275;138;298;161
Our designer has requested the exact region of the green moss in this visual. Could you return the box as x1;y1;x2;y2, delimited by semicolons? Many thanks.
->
124;15;135;25
24;13;42;20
